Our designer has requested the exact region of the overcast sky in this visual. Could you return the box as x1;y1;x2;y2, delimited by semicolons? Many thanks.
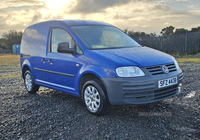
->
0;0;200;37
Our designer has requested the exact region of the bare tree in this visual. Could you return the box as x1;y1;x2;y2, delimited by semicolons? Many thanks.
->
2;30;23;50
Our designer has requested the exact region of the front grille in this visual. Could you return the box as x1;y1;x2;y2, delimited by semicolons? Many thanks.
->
146;63;177;75
154;85;178;100
122;81;155;92
123;84;179;103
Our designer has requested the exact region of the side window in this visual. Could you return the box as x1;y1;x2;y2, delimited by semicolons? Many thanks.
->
76;44;83;55
51;28;72;53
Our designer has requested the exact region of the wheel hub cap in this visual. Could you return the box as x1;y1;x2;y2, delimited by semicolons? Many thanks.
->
84;86;100;113
25;74;32;91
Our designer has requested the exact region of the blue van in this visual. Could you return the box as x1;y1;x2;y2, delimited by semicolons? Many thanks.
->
20;20;183;115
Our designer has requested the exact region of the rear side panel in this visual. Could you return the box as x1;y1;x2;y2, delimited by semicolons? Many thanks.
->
29;22;51;81
20;25;36;78
20;22;51;81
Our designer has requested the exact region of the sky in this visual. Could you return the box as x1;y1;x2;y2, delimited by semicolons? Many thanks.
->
0;0;200;37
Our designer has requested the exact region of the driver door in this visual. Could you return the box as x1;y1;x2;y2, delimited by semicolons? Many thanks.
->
45;28;79;93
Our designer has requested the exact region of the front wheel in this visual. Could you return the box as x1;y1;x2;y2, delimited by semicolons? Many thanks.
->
82;80;111;115
24;70;39;93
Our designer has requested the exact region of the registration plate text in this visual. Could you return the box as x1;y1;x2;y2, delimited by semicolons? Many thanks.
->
158;77;177;88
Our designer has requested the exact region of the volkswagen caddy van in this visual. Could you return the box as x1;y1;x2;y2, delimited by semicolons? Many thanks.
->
20;20;183;115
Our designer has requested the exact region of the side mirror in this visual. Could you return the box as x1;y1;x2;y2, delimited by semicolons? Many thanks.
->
57;42;75;54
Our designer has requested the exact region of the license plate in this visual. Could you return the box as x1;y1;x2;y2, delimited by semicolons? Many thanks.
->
158;77;177;88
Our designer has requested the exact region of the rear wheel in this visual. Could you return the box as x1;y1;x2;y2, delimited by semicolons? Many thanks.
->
24;70;39;93
82;80;110;115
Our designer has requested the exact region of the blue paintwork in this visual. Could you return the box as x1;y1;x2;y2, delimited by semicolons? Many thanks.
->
91;47;174;67
20;20;175;97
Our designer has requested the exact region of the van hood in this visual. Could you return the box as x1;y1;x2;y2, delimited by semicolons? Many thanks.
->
92;46;175;67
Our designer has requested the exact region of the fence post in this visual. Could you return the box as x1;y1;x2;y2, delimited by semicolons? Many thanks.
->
185;32;187;53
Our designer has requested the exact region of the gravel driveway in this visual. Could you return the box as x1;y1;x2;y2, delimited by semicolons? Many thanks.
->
0;55;199;140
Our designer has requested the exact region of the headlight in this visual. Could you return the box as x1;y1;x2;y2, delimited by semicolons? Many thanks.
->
116;66;145;77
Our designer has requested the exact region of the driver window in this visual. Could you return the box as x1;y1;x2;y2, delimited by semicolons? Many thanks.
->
51;28;72;52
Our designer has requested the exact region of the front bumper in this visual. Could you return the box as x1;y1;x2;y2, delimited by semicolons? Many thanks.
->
101;69;183;105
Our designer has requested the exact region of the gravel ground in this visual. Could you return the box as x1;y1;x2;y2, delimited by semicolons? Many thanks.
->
0;55;200;140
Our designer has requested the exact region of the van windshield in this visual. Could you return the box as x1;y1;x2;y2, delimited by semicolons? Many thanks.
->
71;26;140;50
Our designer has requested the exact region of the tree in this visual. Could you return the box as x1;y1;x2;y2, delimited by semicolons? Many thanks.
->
149;32;156;37
140;32;146;36
160;26;175;35
124;28;128;34
0;44;5;49
0;38;7;49
191;27;200;32
127;30;146;38
175;28;188;34
2;30;23;50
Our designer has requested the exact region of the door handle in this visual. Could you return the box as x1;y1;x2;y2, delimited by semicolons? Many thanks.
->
41;58;46;63
48;60;53;64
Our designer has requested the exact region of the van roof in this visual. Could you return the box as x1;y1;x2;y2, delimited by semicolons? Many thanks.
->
30;20;112;27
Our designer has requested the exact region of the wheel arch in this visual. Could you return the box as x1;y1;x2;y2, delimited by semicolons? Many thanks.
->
21;59;33;79
78;72;109;99
22;65;30;79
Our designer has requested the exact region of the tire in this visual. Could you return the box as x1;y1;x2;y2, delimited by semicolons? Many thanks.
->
81;80;111;115
24;70;39;93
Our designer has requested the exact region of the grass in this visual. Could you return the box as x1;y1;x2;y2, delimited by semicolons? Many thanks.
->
0;54;21;79
176;58;200;63
0;54;20;65
0;75;21;79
